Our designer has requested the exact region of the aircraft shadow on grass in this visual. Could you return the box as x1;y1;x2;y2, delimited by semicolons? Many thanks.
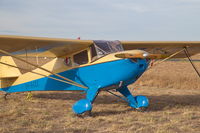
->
34;92;200;116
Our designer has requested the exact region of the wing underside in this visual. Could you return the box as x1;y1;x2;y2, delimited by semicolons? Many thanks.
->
0;35;93;57
121;41;200;58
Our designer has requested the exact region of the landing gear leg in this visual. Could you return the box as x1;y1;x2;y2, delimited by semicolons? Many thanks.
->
72;88;100;116
3;93;9;100
117;86;149;111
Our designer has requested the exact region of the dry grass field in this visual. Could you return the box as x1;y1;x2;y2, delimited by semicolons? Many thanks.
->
0;55;200;133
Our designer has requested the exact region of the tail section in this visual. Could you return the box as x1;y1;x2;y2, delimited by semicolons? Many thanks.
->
0;56;21;89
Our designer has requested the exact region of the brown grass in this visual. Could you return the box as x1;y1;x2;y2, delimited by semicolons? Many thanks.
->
134;61;200;90
0;55;200;133
1;88;200;133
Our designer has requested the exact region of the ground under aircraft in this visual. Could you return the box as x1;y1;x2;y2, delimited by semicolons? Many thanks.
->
0;35;200;115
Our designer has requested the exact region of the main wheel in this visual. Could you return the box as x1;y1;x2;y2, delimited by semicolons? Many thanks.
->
135;95;149;109
72;99;92;115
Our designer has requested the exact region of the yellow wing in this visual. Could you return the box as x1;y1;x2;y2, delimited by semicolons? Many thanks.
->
1;35;200;58
0;35;93;57
121;41;200;58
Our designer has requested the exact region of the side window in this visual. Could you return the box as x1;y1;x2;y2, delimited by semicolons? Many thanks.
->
73;50;88;65
91;45;98;61
91;45;97;58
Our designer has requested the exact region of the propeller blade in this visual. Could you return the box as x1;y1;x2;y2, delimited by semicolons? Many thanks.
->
115;53;169;59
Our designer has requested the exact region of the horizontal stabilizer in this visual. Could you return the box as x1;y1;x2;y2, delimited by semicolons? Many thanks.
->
0;56;21;78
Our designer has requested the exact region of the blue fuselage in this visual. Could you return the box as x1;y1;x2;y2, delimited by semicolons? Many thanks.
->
1;59;149;93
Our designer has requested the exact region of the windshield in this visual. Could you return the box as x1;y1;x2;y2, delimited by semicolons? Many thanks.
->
91;40;124;61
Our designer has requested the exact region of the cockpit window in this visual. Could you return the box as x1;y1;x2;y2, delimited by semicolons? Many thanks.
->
73;50;88;65
94;40;123;53
91;40;124;61
91;45;97;58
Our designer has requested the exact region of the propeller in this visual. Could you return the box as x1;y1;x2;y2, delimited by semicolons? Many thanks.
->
115;53;169;59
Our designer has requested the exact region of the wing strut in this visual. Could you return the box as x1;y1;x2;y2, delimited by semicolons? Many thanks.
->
148;48;185;70
0;49;88;89
184;47;200;78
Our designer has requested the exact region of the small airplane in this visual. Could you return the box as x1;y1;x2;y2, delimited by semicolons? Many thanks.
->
0;35;199;115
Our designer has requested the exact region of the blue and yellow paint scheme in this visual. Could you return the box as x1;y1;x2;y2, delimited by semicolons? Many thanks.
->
0;35;200;115
0;48;150;114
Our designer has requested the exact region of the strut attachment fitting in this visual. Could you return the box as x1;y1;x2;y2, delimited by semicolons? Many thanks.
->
184;47;200;78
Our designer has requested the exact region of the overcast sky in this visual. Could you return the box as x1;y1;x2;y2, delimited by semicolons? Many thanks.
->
0;0;200;40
